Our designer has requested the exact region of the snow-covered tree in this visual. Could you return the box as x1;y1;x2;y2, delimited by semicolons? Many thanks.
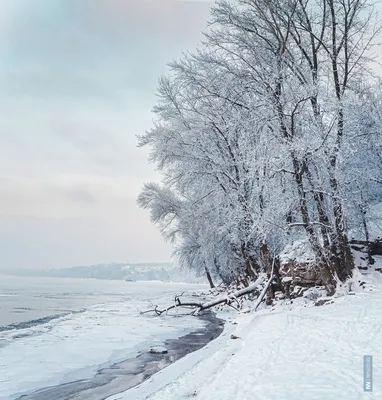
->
138;0;381;293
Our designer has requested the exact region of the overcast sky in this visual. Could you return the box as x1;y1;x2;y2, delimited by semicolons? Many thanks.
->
0;0;211;269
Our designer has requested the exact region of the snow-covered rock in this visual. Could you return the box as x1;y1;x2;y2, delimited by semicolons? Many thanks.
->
279;240;315;265
149;347;168;354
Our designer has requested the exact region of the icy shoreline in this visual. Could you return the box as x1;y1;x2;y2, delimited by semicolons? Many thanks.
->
121;272;382;400
16;312;224;400
0;278;211;400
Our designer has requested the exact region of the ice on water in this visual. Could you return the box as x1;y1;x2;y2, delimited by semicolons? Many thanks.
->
0;275;206;400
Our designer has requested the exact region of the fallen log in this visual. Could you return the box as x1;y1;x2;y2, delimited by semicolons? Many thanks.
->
141;274;267;316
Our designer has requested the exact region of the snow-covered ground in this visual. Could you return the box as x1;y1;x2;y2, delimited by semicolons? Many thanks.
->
111;271;382;400
0;278;208;400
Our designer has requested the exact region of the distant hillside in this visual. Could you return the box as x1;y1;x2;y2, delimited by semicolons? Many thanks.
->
0;262;200;282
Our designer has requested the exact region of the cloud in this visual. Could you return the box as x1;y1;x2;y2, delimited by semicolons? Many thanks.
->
1;68;116;100
47;185;98;204
86;0;211;39
54;120;118;150
0;0;210;268
0;207;172;269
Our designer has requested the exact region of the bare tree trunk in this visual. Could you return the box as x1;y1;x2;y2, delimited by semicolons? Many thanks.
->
205;266;215;289
259;241;278;304
241;243;258;280
361;206;373;266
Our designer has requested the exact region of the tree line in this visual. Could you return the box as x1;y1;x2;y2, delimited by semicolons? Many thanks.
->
138;0;382;294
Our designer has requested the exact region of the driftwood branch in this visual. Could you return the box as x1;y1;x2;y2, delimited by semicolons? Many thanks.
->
141;275;267;316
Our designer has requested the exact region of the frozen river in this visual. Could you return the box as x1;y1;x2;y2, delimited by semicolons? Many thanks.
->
0;275;208;399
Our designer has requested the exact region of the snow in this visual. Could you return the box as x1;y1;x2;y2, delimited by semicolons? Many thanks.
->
374;256;382;271
279;240;315;265
112;273;382;400
149;346;168;354
0;282;207;400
